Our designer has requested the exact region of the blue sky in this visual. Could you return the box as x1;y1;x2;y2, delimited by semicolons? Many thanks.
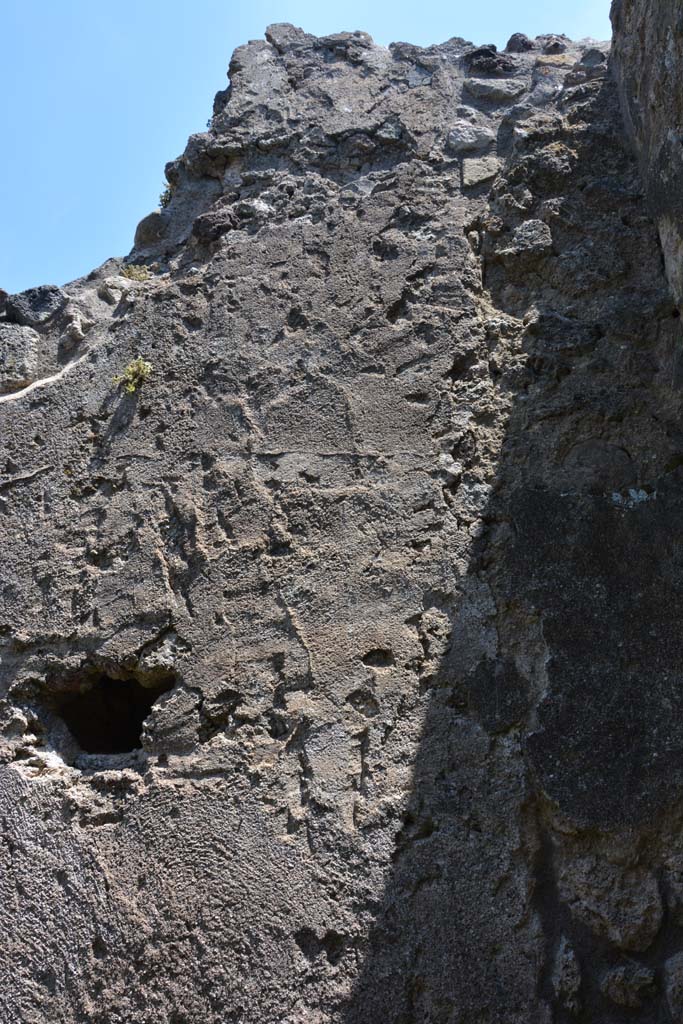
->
1;1;611;294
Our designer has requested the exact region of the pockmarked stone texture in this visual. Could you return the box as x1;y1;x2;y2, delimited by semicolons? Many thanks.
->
0;323;41;392
1;14;683;1024
611;0;683;305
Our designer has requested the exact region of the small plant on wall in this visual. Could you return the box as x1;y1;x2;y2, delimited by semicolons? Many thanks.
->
114;357;153;394
120;264;151;282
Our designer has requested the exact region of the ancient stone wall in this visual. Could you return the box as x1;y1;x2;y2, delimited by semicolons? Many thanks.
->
1;14;683;1023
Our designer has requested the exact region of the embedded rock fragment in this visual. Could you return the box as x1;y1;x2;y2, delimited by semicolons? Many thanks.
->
551;936;581;1015
0;323;40;392
462;155;502;187
496;218;553;261
5;284;67;327
463;76;527;101
665;953;683;1019
601;964;656;1008
538;33;570;54
464;45;517;75
505;32;534;53
557;856;663;952
446;119;496;153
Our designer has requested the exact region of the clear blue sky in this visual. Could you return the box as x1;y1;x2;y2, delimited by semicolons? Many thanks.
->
1;1;611;294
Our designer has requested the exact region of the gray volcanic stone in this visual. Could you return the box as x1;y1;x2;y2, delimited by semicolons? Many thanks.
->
665;953;683;1019
464;45;517;75
611;0;683;304
537;33;570;54
506;32;534;52
0;15;682;1024
446;118;496;152
464;76;527;101
551;937;581;1014
462;155;501;186
5;283;67;326
0;323;40;392
581;46;608;66
133;209;168;248
600;964;655;1008
497;218;553;261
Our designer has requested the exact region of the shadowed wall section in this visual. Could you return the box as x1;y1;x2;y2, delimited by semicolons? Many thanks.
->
344;67;683;1023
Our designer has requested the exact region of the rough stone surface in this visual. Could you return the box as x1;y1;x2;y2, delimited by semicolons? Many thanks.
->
446;118;496;152
462;155;502;188
464;76;528;102
601;964;655;1008
5;284;68;327
506;32;534;53
1;13;683;1024
665;952;683;1019
0;323;41;392
611;0;683;303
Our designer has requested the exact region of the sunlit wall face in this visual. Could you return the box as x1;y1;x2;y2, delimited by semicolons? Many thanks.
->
0;0;611;295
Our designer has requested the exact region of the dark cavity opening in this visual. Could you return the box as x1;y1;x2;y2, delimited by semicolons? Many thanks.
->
57;673;175;754
361;648;395;669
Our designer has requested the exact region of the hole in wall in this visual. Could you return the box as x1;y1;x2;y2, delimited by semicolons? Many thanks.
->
361;648;395;669
54;671;175;755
